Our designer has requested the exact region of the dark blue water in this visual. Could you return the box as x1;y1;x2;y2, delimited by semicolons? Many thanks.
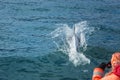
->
0;0;120;80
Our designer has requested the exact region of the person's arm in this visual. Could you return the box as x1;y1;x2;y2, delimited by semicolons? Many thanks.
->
92;67;104;80
92;63;106;80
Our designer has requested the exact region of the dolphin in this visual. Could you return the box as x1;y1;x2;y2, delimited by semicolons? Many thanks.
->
73;26;81;52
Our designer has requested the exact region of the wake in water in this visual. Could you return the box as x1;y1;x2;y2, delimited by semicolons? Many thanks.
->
51;21;94;66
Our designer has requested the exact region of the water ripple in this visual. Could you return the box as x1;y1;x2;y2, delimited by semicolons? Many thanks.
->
30;8;50;12
60;77;78;80
0;1;42;6
12;16;69;22
0;3;6;10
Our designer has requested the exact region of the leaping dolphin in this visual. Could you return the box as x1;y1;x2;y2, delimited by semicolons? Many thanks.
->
73;26;81;52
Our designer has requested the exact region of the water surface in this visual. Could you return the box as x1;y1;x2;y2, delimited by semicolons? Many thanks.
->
0;0;120;80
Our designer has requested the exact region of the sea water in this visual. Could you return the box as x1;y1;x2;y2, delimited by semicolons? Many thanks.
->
0;0;120;80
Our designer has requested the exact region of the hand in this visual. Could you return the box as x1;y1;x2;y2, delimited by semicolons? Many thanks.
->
106;61;111;68
97;62;106;70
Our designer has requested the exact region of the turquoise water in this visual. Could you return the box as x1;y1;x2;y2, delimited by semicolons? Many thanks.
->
0;0;120;80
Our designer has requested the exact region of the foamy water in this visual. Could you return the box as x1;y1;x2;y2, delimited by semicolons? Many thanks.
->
51;21;94;66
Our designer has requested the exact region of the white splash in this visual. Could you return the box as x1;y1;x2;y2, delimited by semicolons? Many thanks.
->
51;21;94;66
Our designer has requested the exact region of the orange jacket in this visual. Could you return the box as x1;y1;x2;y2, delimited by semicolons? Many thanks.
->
92;68;120;80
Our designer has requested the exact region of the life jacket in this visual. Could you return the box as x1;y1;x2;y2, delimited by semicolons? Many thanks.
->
92;67;120;80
